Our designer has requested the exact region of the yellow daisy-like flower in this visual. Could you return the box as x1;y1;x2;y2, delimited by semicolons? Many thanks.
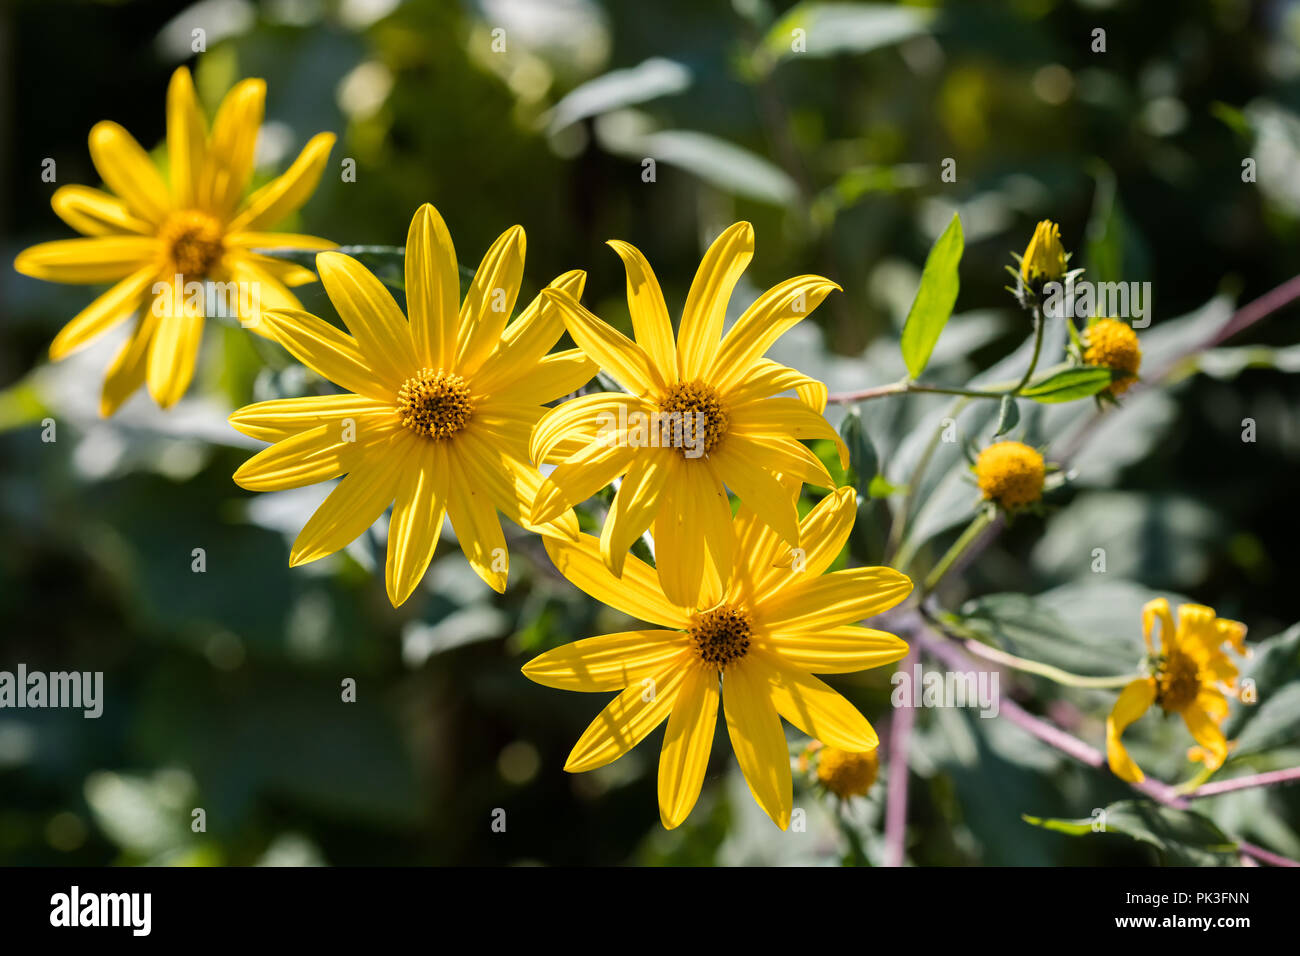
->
522;485;912;830
228;203;595;606
974;440;1045;510
530;222;846;608
1020;219;1067;287
1084;318;1142;395
1106;598;1247;784
13;67;337;414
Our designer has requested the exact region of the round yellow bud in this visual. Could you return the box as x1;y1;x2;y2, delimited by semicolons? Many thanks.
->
1083;318;1142;395
975;441;1045;509
816;746;879;798
1020;220;1068;286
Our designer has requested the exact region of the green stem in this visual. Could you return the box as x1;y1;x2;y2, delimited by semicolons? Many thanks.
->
1010;305;1045;395
886;396;970;564
921;509;994;595
958;640;1143;689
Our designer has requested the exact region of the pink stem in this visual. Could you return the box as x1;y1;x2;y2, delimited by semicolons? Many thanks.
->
883;646;918;867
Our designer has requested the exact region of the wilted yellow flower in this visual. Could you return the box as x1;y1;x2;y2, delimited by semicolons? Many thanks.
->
974;441;1045;509
1107;599;1247;783
530;222;845;609
229;203;594;606
1020;219;1068;286
1084;318;1142;395
14;67;336;413
815;745;880;798
522;486;911;830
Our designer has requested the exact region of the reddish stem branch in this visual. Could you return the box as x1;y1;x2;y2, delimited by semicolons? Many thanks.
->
1187;766;1300;800
883;646;918;867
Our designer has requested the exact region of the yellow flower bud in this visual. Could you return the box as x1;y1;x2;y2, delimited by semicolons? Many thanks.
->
974;441;1045;509
1083;318;1142;395
1020;219;1068;286
816;746;879;798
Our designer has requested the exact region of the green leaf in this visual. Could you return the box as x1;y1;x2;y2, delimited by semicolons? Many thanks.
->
545;58;691;134
993;395;1020;437
1021;367;1113;403
635;130;799;205
900;213;963;379
867;473;903;498
762;3;934;65
1024;800;1239;866
839;406;878;492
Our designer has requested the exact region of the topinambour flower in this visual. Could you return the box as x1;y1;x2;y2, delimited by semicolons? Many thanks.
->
522;482;912;830
1106;598;1247;783
13;67;337;414
529;221;848;608
1083;317;1142;395
228;203;597;606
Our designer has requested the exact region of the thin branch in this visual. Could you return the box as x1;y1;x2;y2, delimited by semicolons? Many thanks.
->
883;646;918;868
1186;766;1300;800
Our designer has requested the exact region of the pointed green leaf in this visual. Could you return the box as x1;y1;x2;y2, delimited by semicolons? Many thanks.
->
900;214;963;379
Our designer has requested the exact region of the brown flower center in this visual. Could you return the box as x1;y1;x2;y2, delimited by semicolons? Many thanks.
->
690;604;752;668
159;210;225;279
657;381;727;456
1156;651;1201;713
397;369;473;440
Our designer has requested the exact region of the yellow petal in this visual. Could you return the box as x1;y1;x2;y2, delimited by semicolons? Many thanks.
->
531;438;635;526
457;225;525;375
316;251;416;388
455;427;578;540
607;239;677;380
542;532;690;629
725;358;828;412
290;445;410;567
541;288;664;396
484;349;596;405
565;661;689;772
601;451;671;577
722;657;791;829
14;236;159;284
166;66;207;208
445;447;509;592
475;269;587;396
1181;703;1229;771
100;312;159;417
386;439;449;606
229;132;335;233
529;393;653;465
1141;597;1174;655
710;435;801;547
228;232;337;252
228;394;395;443
709;275;839;390
653;456;731;609
51;186;152;236
49;266;156;360
224;255;307;335
772;485;855;575
728;396;849;469
234;421;396;492
523;630;691;692
677;221;753;380
752;647;878;749
146;289;204;408
736;435;834;489
659;663;720;829
88;121;171;223
758;626;908;674
199;78;265;216
1106;678;1156;783
403;203;459;369
760;566;914;631
259;308;391;402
